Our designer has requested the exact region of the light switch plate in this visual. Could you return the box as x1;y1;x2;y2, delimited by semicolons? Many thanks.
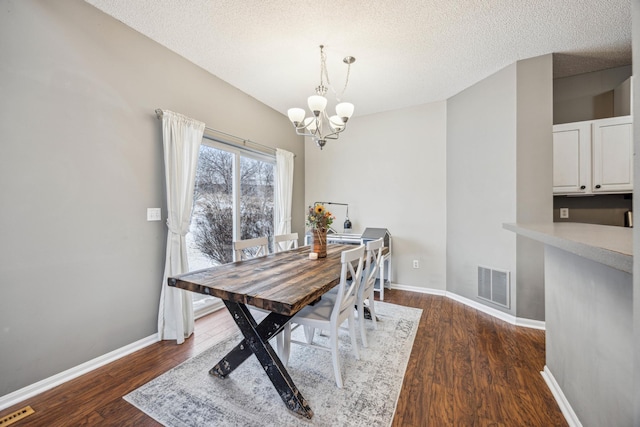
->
147;208;161;221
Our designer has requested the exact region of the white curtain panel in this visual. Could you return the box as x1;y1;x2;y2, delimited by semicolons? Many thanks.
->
157;110;204;344
274;148;295;237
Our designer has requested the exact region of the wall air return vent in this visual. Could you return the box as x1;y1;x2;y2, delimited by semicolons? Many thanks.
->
477;266;510;308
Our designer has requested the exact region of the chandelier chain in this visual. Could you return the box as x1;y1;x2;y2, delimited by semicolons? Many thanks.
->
318;45;351;102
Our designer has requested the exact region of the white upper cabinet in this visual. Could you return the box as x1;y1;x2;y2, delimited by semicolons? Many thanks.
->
552;121;591;194
553;116;633;195
592;116;633;193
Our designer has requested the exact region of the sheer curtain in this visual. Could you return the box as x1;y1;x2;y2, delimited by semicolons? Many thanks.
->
274;149;295;236
157;110;204;344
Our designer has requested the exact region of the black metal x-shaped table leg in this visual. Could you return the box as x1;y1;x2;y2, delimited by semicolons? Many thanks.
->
210;300;313;419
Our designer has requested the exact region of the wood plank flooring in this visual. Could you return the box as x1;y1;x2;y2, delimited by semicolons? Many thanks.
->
389;291;567;427
1;290;567;426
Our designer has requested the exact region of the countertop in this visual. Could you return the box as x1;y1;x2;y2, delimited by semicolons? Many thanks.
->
503;222;632;274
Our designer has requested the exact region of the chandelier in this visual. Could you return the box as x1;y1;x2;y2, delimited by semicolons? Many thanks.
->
287;45;355;150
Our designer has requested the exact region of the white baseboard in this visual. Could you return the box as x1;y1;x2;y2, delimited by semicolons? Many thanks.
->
390;283;446;296
389;283;545;330
515;317;546;330
0;333;159;411
445;291;517;324
541;366;583;427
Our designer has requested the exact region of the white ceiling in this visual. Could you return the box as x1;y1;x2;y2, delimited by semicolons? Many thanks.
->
85;0;632;117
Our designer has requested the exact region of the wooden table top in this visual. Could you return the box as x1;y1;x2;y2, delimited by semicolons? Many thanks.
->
168;244;359;316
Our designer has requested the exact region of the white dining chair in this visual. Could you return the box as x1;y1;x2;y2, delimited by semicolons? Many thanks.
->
286;244;365;388
322;238;383;349
273;232;299;253
233;236;269;261
357;238;384;347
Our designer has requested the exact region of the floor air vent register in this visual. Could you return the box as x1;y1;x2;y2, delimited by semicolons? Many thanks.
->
0;406;34;427
477;266;510;308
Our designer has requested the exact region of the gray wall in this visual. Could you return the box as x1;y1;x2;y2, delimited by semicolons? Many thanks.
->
446;63;518;315
553;194;633;226
0;0;305;396
545;246;633;427
553;65;632;124
446;55;552;320
515;55;553;321
304;102;448;290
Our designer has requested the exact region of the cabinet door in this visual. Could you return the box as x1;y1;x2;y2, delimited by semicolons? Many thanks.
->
592;116;633;193
552;122;591;194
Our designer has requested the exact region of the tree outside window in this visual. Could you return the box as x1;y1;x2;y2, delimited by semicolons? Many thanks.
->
187;144;274;269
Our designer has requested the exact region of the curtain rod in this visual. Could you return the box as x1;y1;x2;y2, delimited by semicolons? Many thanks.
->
155;109;277;156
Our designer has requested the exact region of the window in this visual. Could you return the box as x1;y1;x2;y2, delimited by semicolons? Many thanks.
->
240;156;274;254
186;141;275;316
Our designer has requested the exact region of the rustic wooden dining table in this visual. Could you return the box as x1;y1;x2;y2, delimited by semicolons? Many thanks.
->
168;243;359;419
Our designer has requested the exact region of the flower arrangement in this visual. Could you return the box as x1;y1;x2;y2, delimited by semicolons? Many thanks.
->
306;204;334;231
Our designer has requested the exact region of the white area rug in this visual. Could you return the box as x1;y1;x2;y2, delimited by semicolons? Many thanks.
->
124;302;422;426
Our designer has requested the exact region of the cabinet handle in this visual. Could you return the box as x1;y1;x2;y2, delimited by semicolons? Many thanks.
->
595;184;601;189
580;185;586;190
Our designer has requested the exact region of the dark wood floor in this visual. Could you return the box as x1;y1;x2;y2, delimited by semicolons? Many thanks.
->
1;290;567;426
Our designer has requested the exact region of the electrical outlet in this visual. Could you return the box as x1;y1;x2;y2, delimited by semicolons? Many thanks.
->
147;208;161;221
413;260;419;269
560;208;569;219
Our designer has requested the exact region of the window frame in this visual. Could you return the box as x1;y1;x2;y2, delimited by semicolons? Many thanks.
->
191;138;276;318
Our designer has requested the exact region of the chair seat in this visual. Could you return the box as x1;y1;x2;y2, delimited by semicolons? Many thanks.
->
293;297;335;322
324;279;354;298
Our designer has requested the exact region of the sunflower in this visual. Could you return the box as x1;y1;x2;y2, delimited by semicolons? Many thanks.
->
306;204;334;230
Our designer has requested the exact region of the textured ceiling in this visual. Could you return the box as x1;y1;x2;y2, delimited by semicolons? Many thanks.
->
85;0;631;117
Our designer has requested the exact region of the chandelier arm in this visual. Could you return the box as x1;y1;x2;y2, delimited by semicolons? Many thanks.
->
319;124;347;141
294;129;315;138
322;130;344;140
290;109;348;140
292;115;322;136
291;124;345;140
293;126;317;139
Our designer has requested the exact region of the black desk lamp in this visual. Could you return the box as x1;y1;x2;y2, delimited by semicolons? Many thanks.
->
343;205;352;231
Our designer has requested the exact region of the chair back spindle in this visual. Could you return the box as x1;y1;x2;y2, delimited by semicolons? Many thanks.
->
233;236;269;261
274;233;299;253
